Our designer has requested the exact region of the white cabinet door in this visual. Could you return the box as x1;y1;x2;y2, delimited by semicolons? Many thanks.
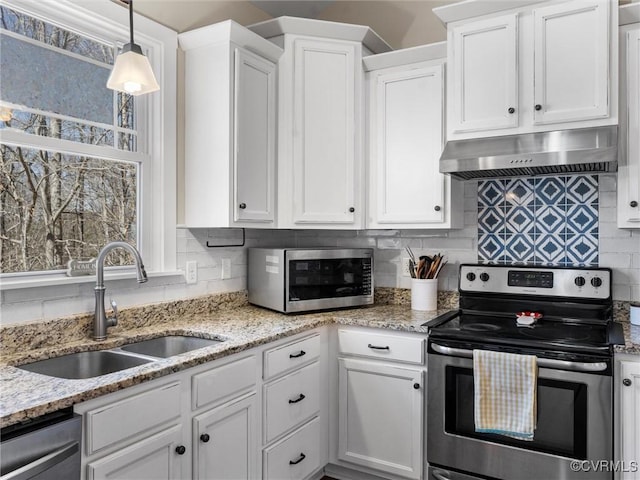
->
180;25;280;228
450;14;518;133
289;37;362;226
533;0;610;125
369;63;447;227
620;361;640;480
234;48;276;224
193;394;257;480
619;27;640;227
87;425;183;480
337;358;423;479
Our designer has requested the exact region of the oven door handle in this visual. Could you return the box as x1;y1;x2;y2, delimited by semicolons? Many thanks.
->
430;344;608;372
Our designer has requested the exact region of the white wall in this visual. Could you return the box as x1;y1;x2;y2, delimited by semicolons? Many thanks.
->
3;176;637;326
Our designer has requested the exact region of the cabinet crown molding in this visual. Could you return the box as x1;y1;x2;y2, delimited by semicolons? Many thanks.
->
620;3;640;26
363;42;446;71
179;19;283;62
247;16;391;54
433;0;551;25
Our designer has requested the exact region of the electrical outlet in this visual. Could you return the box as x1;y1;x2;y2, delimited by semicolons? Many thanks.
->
185;261;197;284
401;257;412;277
221;258;231;280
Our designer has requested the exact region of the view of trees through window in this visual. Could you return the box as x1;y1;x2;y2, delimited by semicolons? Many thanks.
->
0;5;139;274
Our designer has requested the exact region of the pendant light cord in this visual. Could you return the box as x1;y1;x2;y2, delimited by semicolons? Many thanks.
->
128;0;134;45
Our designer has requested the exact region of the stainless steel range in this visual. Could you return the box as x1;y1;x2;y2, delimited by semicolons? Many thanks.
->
426;264;624;480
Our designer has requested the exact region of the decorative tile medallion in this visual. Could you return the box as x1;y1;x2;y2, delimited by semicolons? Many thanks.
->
477;176;599;266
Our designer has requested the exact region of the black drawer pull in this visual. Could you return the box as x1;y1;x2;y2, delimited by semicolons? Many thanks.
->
289;453;306;465
288;393;306;404
289;350;306;359
175;445;186;455
200;433;210;443
368;344;390;350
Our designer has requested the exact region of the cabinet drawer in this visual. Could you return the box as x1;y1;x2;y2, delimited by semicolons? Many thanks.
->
264;361;320;443
192;355;256;410
85;382;181;455
338;329;424;364
263;334;320;379
263;416;321;480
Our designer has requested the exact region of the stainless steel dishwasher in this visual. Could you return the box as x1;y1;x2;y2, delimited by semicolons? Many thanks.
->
1;408;81;480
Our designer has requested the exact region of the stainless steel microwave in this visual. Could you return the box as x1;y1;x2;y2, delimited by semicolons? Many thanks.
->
248;248;374;313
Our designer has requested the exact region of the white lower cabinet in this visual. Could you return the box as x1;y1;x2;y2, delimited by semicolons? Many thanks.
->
87;424;184;480
262;333;327;479
263;416;322;480
75;329;328;480
332;327;427;480
618;358;640;480
194;394;257;480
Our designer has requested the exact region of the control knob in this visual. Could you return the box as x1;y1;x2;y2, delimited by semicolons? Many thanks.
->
479;272;490;282
466;272;476;282
574;276;586;287
591;277;603;288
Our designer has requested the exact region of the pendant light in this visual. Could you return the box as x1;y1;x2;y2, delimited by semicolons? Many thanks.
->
106;0;159;96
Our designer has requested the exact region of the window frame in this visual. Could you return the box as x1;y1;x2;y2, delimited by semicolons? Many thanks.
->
0;0;177;288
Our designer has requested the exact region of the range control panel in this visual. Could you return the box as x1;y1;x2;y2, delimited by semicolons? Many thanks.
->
459;265;611;300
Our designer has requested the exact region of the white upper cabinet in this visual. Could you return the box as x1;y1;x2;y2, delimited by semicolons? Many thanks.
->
365;44;463;229
179;21;282;228
618;5;640;228
439;0;618;140
533;0;610;125
248;17;391;229
290;37;361;226
451;14;519;133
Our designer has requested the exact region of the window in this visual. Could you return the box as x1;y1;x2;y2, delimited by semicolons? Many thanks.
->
0;0;176;283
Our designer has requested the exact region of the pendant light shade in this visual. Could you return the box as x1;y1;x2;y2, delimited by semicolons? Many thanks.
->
107;0;159;96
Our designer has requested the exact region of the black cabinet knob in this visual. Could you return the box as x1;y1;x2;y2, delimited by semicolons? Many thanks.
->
623;378;632;387
508;107;515;114
239;203;246;209
200;434;210;443
574;276;586;287
175;445;186;455
413;383;420;390
434;205;441;212
631;201;638;208
349;207;355;213
535;104;542;111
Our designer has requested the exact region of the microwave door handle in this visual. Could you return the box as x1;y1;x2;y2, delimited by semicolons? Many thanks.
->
1;441;79;480
430;343;608;372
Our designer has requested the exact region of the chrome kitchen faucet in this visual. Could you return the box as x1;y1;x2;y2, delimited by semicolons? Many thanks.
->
94;241;148;341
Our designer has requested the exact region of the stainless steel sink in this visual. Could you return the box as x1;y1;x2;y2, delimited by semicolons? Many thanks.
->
17;351;153;379
120;335;222;358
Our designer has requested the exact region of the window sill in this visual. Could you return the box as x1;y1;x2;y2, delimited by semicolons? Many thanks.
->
0;270;184;291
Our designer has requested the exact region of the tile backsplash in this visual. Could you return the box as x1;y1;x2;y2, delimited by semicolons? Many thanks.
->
478;175;599;266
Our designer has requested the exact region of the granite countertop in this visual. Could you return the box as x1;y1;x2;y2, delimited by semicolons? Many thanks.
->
0;302;444;428
1;290;638;429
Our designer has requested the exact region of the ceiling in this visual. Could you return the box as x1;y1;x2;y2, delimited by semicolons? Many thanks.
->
131;0;456;49
248;0;336;18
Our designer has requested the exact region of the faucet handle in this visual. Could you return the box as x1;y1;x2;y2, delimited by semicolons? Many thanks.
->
107;299;118;327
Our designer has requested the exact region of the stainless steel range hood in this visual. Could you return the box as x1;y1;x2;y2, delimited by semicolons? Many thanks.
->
439;126;618;180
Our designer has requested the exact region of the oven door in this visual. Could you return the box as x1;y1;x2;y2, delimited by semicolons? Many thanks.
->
427;344;612;480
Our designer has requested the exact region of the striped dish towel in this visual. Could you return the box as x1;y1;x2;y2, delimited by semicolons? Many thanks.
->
473;349;537;441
